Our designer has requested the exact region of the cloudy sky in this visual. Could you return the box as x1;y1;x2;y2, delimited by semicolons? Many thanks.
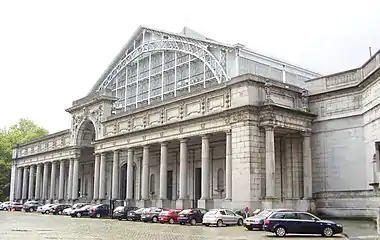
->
0;0;379;133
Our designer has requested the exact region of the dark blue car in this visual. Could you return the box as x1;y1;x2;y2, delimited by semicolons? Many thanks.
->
263;211;343;237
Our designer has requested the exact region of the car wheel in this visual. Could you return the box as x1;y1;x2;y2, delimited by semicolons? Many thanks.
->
190;218;197;226
76;212;82;218
45;210;50;214
29;208;34;213
322;226;334;237
237;219;243;226
169;218;175;224
58;210;62;215
180;222;185;225
152;216;158;223
275;226;286;237
217;219;223;227
204;223;210;227
96;213;101;218
246;226;253;231
118;218;122;221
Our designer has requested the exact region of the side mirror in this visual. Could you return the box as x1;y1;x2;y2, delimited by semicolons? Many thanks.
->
312;218;318;221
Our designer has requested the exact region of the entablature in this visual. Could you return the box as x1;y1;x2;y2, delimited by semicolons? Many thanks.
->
13;130;71;160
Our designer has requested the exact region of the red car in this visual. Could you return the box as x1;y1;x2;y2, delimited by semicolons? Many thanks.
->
158;208;182;224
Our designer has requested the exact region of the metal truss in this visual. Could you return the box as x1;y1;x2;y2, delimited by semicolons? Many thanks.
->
97;39;229;91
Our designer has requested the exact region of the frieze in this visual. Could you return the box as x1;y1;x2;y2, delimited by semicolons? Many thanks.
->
166;107;180;121
207;95;224;110
185;101;201;116
133;116;144;130
148;112;161;126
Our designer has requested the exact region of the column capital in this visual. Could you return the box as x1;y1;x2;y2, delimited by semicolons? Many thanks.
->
100;152;107;157
160;141;168;146
301;130;312;137
225;129;232;135
143;145;150;150
201;134;210;139
180;138;188;143
113;149;120;153
263;125;275;131
127;148;134;153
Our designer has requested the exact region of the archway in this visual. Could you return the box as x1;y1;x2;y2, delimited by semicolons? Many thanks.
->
73;120;96;202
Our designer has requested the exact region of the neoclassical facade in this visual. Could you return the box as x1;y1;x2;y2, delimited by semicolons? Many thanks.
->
9;26;380;216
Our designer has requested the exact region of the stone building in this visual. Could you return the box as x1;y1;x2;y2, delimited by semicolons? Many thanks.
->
9;26;380;217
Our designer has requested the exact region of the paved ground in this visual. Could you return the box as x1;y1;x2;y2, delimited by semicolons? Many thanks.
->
0;211;365;240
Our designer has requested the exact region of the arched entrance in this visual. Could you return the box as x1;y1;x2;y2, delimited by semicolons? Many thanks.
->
120;163;135;200
74;120;96;202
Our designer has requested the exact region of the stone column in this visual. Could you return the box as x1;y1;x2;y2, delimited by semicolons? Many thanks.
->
201;135;210;200
9;164;17;202
50;161;57;201
93;154;100;201
35;164;42;200
141;146;150;200
179;139;188;199
302;131;312;199
67;159;73;200
225;130;232;200
112;150;120;200
28;165;35;200
159;142;168;200
126;149;134;200
265;126;275;198
16;167;23;200
58;160;65;201
22;166;28;200
42;162;49;200
99;153;106;200
72;158;79;200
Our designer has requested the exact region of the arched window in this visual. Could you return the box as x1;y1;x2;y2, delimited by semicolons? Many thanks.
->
217;168;224;190
149;174;155;194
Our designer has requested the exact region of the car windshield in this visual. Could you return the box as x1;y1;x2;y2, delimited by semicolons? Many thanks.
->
206;210;218;215
179;209;192;214
134;208;144;213
142;208;152;213
79;205;91;210
257;210;272;217
114;206;125;212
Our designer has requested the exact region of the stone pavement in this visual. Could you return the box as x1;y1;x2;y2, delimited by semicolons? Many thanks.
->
0;211;348;240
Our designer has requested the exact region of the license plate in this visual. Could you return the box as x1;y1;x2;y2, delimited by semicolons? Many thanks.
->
246;223;251;226
179;215;184;217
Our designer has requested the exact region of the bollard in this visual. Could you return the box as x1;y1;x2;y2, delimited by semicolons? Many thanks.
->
377;206;380;236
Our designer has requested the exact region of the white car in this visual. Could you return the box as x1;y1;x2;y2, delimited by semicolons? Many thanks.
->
37;204;56;214
0;202;14;211
202;209;244;227
63;203;86;215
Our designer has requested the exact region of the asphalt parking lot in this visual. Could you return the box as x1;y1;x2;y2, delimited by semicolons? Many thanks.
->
0;211;351;240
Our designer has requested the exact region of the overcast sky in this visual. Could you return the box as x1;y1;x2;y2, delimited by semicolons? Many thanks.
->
0;0;379;133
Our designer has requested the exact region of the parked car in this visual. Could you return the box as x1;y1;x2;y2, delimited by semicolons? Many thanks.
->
177;208;208;225
0;202;13;211
70;205;92;218
62;203;87;215
141;207;166;223
51;204;72;215
9;202;24;211
158;208;182;224
127;208;145;221
37;204;56;214
22;200;42;212
89;204;109;218
263;211;343;237
202;209;244;227
113;206;138;220
244;209;293;230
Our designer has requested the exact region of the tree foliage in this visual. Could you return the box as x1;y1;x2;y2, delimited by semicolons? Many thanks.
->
0;119;48;201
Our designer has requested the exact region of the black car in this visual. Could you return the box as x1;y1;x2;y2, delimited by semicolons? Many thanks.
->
244;209;293;230
70;205;92;218
141;207;165;223
263;211;343;237
113;206;138;220
51;204;72;215
22;200;42;212
88;204;110;218
177;208;208;225
127;208;145;221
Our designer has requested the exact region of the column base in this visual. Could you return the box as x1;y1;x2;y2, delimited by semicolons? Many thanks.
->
176;199;191;209
261;197;276;209
136;200;151;208
197;199;214;209
156;199;171;208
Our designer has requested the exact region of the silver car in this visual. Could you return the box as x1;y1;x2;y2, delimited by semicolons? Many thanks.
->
202;209;244;227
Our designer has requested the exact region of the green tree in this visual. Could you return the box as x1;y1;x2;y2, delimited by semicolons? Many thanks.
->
0;119;48;201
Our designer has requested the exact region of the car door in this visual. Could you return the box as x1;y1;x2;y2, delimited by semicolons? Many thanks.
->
225;210;238;225
297;213;323;234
